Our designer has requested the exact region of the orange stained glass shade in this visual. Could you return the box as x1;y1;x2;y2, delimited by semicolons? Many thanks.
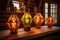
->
7;14;20;33
46;16;53;27
33;13;44;25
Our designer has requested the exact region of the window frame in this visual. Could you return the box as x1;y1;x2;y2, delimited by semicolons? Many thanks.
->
44;2;57;25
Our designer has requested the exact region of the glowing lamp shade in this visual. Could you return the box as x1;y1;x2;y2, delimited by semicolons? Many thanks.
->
33;13;44;28
21;12;32;31
7;14;20;34
46;16;53;28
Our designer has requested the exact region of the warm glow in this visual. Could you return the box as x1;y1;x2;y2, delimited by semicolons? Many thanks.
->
46;16;53;27
33;13;44;25
21;12;32;25
7;14;20;33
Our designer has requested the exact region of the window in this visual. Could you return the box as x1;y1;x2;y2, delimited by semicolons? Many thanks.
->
12;0;26;13
13;1;20;10
50;4;57;24
45;3;48;24
12;1;20;12
44;3;57;24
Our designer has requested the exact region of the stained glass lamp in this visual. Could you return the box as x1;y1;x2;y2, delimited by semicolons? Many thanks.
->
46;16;53;28
33;13;44;29
7;14;20;34
21;12;32;31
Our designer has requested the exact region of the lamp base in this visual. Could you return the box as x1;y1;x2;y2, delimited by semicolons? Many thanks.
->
37;26;41;29
10;30;17;34
24;27;31;31
36;25;41;29
24;25;31;31
48;25;52;28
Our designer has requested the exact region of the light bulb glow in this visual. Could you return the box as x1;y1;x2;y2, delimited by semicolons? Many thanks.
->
21;12;32;25
46;16;53;27
33;13;44;25
7;14;20;33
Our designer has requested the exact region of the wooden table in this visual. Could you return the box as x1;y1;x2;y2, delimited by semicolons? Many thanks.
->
0;26;60;40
